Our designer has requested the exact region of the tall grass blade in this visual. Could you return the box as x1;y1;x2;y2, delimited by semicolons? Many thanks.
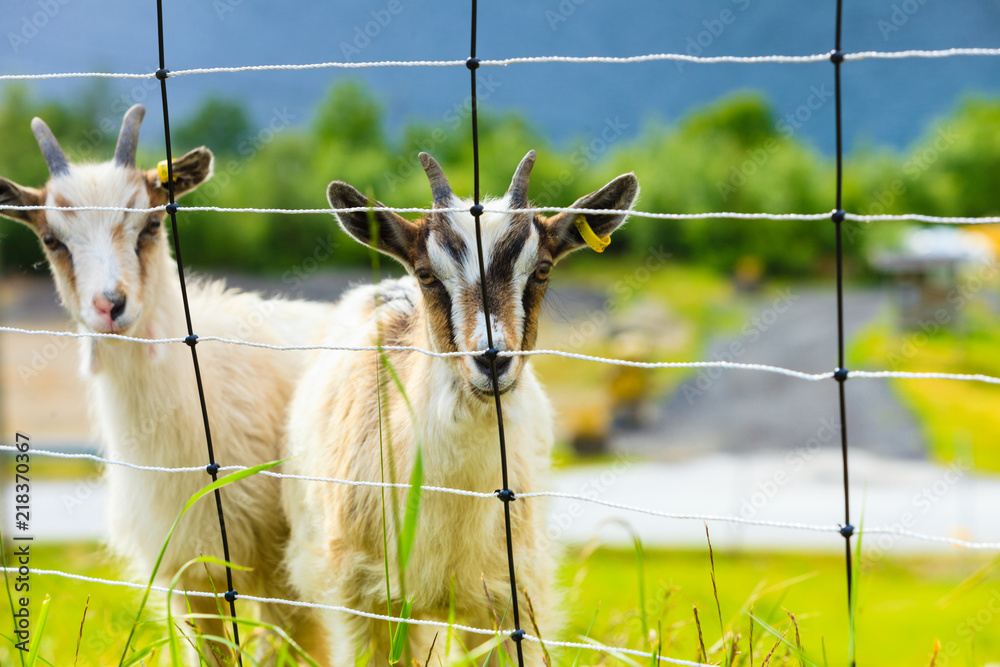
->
73;595;90;667
24;595;49;667
704;524;729;666
389;597;414;664
165;555;252;667
633;532;649;641
398;444;424;572
748;613;818;667
570;605;600;667
849;511;864;667
117;458;284;667
0;528;26;667
576;636;642;667
692;606;706;664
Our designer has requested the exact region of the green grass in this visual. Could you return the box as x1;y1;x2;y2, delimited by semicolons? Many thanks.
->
7;542;998;666
849;304;1000;471
560;546;999;666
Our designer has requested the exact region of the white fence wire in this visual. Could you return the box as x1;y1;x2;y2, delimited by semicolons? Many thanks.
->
3;46;1000;82
4;445;999;551
4;202;1000;225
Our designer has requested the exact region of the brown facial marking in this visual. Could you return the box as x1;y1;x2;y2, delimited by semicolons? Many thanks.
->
52;193;77;217
427;214;468;264
423;283;457;354
111;222;127;253
46;247;77;300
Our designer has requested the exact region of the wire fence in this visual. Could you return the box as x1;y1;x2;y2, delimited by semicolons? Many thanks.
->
2;1;999;666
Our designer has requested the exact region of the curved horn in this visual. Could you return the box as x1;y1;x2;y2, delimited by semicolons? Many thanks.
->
30;117;70;177
418;152;454;208
506;150;536;208
114;104;146;168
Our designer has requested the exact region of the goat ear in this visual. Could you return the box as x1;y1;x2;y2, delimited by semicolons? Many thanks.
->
146;147;214;199
545;173;639;261
327;181;419;268
0;177;43;228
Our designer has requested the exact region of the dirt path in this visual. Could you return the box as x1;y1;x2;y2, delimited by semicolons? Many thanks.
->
615;287;926;460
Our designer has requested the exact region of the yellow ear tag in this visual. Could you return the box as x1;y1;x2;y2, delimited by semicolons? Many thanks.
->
574;215;610;253
156;159;176;184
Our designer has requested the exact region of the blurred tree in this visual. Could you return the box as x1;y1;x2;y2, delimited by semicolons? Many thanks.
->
174;97;253;155
314;80;384;150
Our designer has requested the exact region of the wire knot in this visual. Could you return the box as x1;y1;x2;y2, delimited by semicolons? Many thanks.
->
184;334;199;347
830;50;844;64
165;202;179;215
840;524;855;538
155;68;170;80
466;57;480;70
206;462;220;475
484;347;499;361
834;367;849;382
470;203;484;217
495;488;516;503
831;209;846;223
224;590;238;603
510;628;525;642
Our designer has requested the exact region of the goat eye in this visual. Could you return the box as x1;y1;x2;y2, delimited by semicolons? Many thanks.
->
41;233;67;252
143;218;162;235
534;262;552;281
415;269;436;285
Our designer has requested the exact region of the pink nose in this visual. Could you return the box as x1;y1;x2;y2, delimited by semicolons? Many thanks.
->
93;293;126;327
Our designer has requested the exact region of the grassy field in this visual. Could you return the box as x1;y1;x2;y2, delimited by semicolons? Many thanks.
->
3;542;998;666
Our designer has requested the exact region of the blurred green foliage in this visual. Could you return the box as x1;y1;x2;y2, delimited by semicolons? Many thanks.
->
1;80;998;278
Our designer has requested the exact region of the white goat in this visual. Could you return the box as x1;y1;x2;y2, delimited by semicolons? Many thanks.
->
0;105;330;662
283;151;639;665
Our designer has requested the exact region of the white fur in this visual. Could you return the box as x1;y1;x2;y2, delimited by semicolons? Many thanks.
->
284;275;557;665
32;161;332;662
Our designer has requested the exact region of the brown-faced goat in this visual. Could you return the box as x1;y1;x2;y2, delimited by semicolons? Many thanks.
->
283;151;639;665
0;105;329;663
